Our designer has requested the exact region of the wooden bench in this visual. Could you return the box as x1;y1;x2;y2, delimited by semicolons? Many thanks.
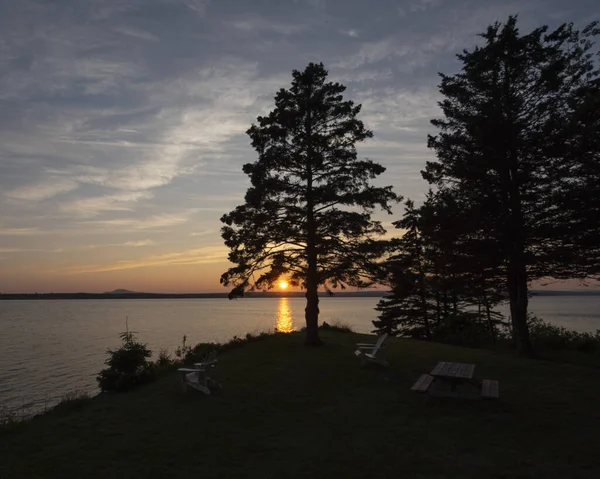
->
411;374;434;393
481;379;500;399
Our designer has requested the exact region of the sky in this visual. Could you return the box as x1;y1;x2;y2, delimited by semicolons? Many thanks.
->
0;0;598;293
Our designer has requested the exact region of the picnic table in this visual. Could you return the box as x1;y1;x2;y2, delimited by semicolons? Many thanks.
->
411;361;499;400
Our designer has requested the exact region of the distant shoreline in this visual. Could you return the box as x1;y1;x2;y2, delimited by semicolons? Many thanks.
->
1;290;599;300
0;291;388;300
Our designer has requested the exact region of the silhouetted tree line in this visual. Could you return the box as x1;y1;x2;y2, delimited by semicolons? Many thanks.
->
221;15;599;354
375;17;600;357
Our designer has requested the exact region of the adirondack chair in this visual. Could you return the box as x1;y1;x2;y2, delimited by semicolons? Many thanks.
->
354;333;389;367
178;350;220;395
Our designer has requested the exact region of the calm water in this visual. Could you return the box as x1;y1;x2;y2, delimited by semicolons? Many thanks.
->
1;295;599;413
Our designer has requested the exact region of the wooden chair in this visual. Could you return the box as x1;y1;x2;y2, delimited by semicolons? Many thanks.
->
178;350;220;395
354;333;389;367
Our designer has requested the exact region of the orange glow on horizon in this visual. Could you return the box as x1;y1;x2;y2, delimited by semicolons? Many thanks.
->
278;280;289;290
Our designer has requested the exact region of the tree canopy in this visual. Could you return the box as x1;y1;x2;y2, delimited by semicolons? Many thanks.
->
221;63;400;345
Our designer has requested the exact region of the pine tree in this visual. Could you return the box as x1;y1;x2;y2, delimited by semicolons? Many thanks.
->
374;200;432;339
221;63;400;345
424;16;599;356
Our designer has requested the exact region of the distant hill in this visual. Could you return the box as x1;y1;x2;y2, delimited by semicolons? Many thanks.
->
104;289;140;294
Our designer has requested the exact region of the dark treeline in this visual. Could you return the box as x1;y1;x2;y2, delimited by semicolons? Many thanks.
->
374;16;600;357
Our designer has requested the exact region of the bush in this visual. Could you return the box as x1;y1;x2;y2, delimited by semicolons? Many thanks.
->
156;348;175;369
175;335;193;362
527;315;600;353
52;390;91;414
0;405;20;431
181;332;273;364
319;321;354;333
97;331;154;392
433;313;497;348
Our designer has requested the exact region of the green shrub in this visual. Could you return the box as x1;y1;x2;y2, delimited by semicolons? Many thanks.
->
175;335;193;362
97;331;154;392
527;315;600;353
0;406;20;432
52;390;91;414
433;313;497;348
182;332;273;364
155;348;175;370
319;321;354;333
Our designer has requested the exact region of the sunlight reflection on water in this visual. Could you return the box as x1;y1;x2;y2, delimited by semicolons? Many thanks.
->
275;297;296;333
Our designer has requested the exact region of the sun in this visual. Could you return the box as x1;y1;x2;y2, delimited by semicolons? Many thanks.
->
278;280;289;290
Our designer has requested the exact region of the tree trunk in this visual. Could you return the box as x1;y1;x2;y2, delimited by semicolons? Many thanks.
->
303;78;322;347
419;263;432;340
304;278;321;346
482;290;497;344
505;169;535;357
508;262;533;357
501;60;534;358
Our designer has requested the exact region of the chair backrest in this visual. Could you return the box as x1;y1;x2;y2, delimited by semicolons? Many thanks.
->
204;350;218;365
372;333;388;355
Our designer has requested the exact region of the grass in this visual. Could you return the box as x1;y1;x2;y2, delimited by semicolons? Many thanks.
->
1;331;599;479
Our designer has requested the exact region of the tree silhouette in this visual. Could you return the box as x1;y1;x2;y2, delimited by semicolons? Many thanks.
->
221;63;400;345
375;193;506;344
374;199;432;339
424;16;599;356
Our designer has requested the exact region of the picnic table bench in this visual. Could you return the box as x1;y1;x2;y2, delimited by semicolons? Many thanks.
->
411;361;499;400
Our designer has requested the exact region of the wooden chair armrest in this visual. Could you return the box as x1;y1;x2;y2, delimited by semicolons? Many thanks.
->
357;345;386;351
194;360;217;367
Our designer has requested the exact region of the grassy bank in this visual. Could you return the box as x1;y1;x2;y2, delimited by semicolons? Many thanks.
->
1;331;599;478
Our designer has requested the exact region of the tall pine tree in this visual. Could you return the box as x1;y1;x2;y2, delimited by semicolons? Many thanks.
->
221;63;400;345
424;16;599;356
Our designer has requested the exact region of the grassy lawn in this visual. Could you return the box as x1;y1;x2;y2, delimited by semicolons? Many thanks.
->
1;331;599;479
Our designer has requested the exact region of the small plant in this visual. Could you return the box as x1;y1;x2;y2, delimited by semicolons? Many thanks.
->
156;348;174;368
320;321;354;333
97;322;154;392
526;314;600;354
0;405;20;432
175;335;193;362
52;389;91;414
301;321;354;334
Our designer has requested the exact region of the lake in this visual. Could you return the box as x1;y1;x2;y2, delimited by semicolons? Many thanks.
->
1;294;599;414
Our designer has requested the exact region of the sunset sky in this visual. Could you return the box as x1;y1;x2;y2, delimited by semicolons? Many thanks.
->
0;0;597;293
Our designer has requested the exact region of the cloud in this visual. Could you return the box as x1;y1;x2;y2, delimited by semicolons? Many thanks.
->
114;25;159;42
229;17;308;35
60;191;154;217
81;210;198;231
56;244;227;274
409;0;443;13
0;246;63;253
83;239;156;249
190;229;215;237
5;178;79;201
179;0;210;15
123;239;156;247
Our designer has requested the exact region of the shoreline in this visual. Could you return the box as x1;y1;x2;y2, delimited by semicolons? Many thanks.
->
0;291;387;300
2;290;599;300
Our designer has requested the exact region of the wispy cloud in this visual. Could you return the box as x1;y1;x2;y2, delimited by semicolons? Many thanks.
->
60;191;154;217
190;229;215;237
5;178;79;201
83;239;156;249
114;25;159;42
0;228;44;236
56;244;227;274
123;239;156;247
81;210;198;231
